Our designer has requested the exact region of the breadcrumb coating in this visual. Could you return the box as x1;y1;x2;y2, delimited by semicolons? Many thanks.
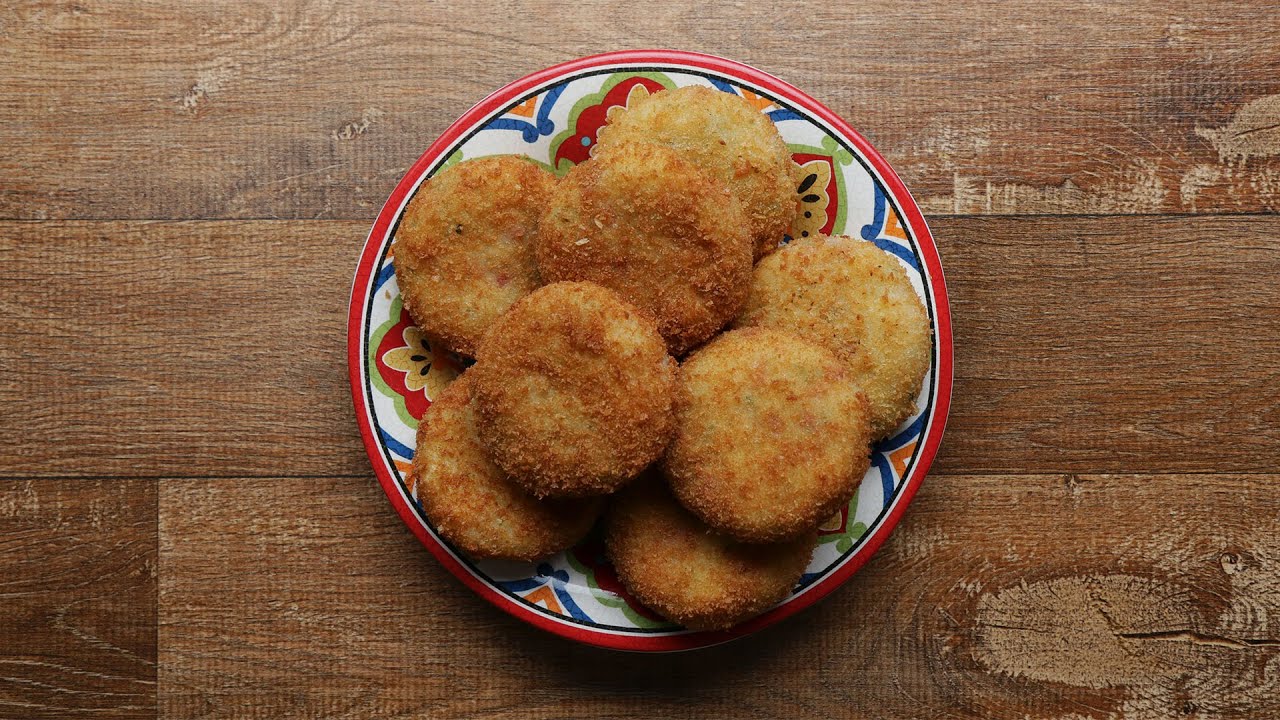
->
470;282;678;498
536;141;752;356
411;375;602;562
735;235;932;439
597;85;799;261
394;155;555;357
663;327;872;543
606;477;815;631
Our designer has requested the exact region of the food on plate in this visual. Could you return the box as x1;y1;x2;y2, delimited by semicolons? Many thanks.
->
393;155;556;357
409;374;602;561
735;234;931;439
535;141;752;356
596;85;799;261
373;71;941;638
469;281;677;498
663;327;872;543
605;476;815;631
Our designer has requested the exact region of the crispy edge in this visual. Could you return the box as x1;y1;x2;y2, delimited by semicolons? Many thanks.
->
410;374;603;561
605;478;815;631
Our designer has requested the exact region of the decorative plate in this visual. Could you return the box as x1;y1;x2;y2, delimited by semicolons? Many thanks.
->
348;50;952;651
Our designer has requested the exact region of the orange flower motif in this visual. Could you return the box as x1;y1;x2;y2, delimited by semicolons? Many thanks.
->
382;326;458;399
819;509;846;533
790;157;833;240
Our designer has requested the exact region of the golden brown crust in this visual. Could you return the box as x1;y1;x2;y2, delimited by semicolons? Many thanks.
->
734;235;932;439
410;375;602;562
469;282;678;498
394;155;555;357
597;85;799;261
535;141;752;356
662;327;872;543
605;477;815;631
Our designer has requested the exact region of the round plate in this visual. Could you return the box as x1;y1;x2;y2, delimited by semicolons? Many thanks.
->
348;50;952;651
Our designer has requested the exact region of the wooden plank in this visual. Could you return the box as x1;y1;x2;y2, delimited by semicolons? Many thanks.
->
2;216;1278;477
0;220;369;478
933;214;1280;474
2;1;1279;220
157;473;1280;719
0;479;156;719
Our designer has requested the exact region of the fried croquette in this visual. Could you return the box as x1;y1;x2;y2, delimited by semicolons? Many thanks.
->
410;375;602;561
605;477;815;631
735;235;932;439
663;327;872;543
394;155;556;357
596;85;799;261
536;141;752;356
469;282;678;498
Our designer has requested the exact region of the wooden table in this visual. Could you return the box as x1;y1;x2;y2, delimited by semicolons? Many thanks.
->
3;2;1278;718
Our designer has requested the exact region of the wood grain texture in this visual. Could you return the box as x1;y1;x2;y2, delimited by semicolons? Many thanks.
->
935;214;1280;475
2;216;1277;477
7;2;1280;715
0;479;156;719
158;474;1279;719
0;221;365;478
2;1;1279;220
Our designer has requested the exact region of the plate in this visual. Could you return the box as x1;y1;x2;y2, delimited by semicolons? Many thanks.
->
347;50;952;651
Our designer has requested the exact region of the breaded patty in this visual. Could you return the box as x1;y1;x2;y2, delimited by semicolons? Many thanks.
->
536;141;752;356
663;327;872;543
596;85;799;261
410;375;602;561
605;477;814;631
469;282;677;498
394;155;555;357
735;235;932;439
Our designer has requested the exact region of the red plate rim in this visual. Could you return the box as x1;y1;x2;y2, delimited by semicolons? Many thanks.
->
347;49;953;652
